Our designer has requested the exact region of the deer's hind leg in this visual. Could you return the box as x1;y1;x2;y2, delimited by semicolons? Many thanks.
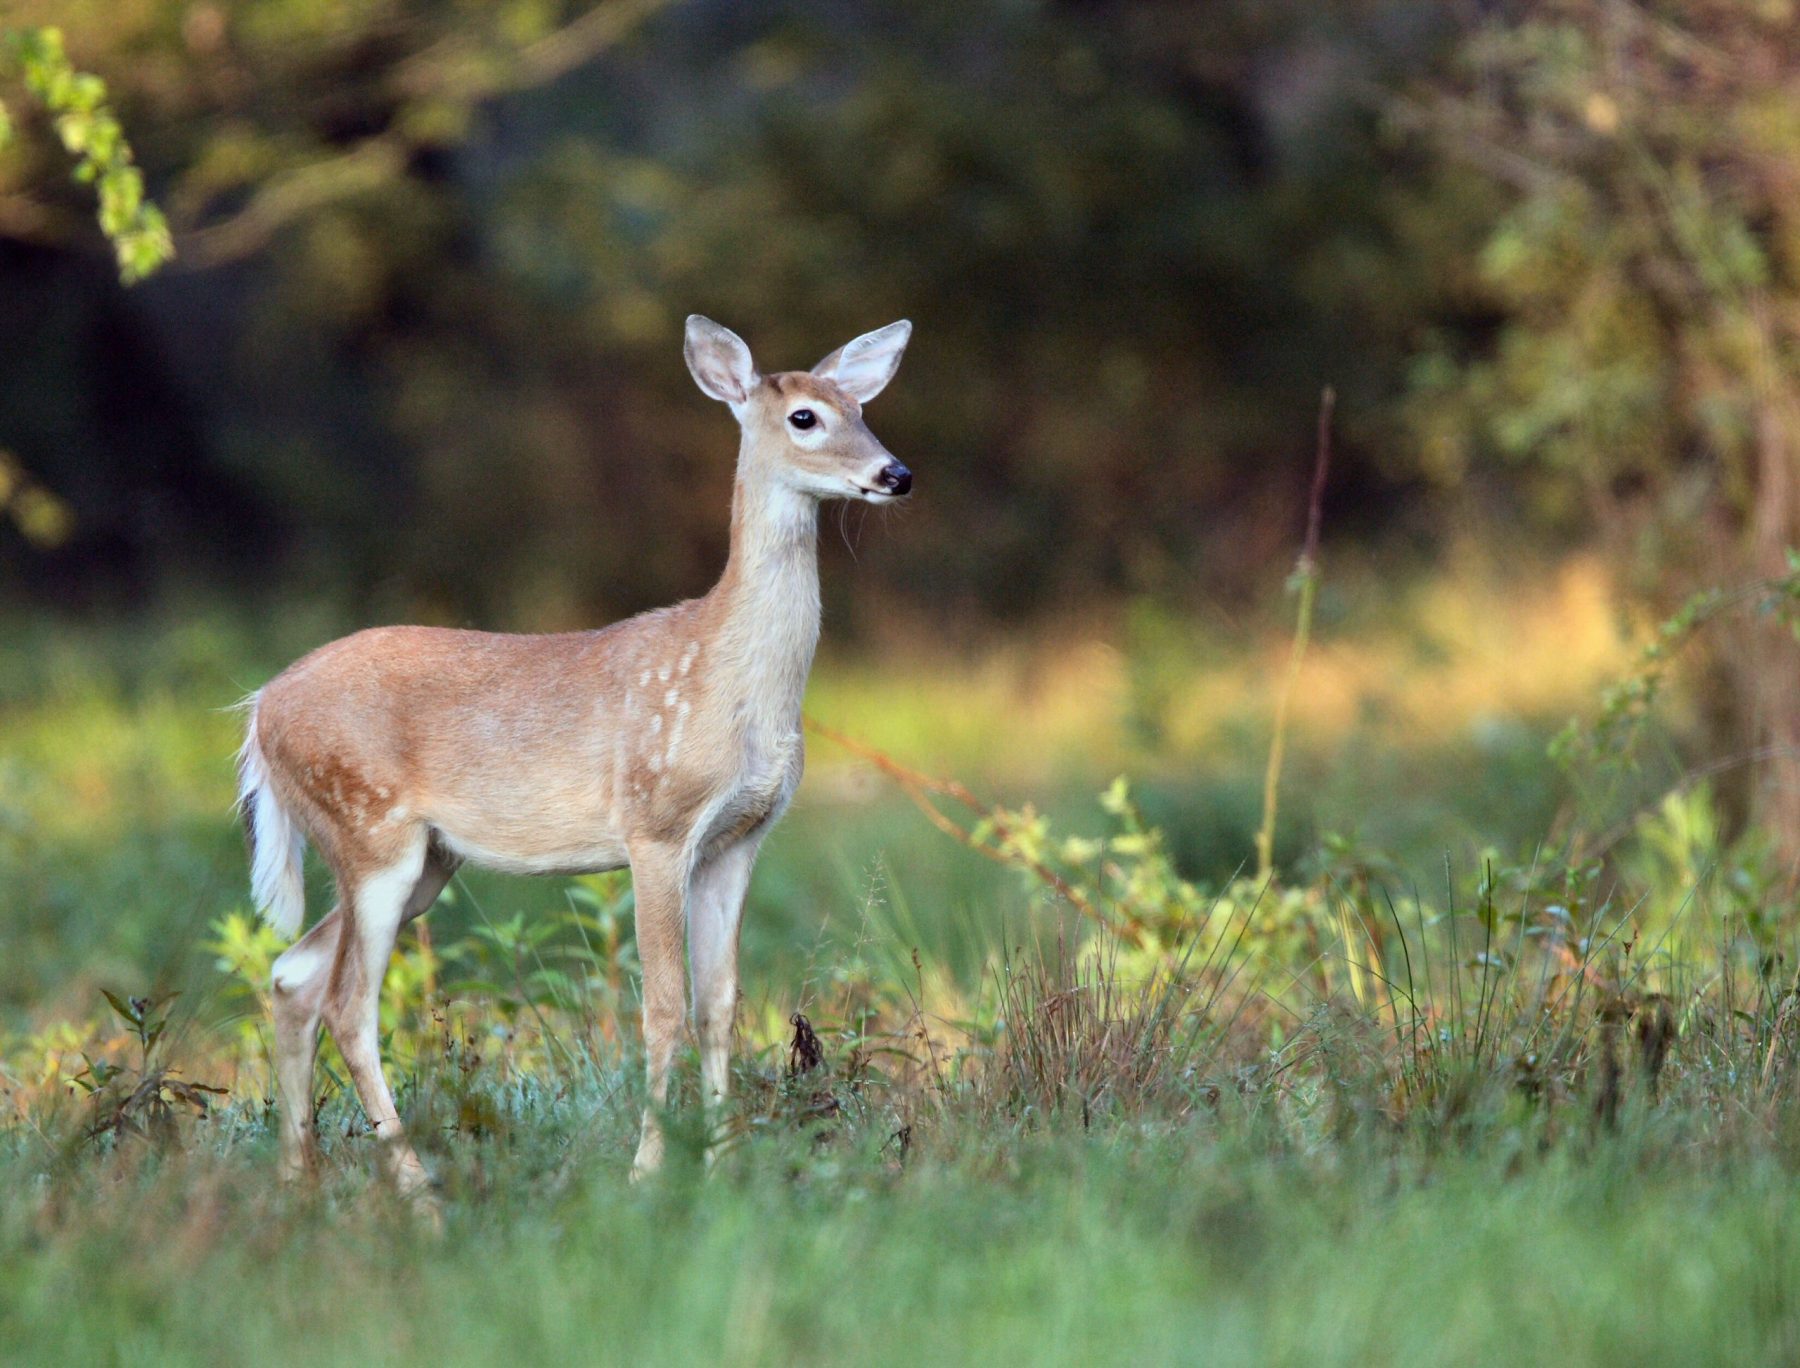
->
271;905;342;1180
272;838;456;1183
320;826;449;1195
273;835;460;1188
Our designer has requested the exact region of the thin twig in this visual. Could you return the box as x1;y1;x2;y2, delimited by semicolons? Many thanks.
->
1255;386;1335;884
803;717;1129;941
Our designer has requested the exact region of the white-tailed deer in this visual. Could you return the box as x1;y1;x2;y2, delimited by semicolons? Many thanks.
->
237;315;913;1190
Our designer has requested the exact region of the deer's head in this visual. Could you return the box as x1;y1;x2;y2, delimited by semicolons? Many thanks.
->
684;316;913;503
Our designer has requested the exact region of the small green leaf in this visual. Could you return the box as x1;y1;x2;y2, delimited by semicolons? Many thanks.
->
99;988;136;1026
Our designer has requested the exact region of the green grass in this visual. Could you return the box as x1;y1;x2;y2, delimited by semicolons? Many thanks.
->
4;589;1795;1365
6;1090;1800;1365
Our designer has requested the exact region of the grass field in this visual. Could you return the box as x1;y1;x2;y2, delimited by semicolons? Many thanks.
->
5;559;1800;1364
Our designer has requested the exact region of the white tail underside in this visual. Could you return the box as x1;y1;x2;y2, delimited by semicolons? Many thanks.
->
237;695;306;938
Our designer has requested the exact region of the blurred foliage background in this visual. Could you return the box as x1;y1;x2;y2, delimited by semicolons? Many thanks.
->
2;0;1798;860
8;13;1800;1349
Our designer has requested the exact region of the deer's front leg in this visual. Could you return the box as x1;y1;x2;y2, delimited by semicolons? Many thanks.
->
628;839;688;1180
689;836;764;1114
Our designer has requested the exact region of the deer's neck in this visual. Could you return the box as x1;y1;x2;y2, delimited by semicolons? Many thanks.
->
706;465;821;734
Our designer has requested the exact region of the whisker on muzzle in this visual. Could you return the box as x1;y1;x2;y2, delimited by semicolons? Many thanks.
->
838;500;859;560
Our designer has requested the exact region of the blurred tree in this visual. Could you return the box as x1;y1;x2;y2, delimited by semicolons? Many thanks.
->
0;0;671;603
0;1;1459;619
1401;0;1800;864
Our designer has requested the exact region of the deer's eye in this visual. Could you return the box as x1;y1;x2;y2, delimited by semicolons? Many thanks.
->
788;409;817;431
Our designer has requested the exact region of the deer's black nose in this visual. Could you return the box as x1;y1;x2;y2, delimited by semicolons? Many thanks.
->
878;462;912;496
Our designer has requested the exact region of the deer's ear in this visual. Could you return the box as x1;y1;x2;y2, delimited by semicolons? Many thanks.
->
684;316;758;404
812;320;911;403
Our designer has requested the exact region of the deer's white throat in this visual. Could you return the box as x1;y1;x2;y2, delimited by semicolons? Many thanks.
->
713;475;822;735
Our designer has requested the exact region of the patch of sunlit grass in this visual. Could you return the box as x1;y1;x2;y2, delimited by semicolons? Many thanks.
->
808;550;1634;786
1211;552;1628;749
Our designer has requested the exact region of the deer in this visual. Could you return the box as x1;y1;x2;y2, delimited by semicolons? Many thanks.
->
235;315;914;1193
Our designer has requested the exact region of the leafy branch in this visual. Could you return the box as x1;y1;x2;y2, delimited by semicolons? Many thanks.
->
0;26;173;283
1550;551;1800;854
1551;553;1800;778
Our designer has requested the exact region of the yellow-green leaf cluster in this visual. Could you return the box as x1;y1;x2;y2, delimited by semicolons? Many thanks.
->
2;25;173;282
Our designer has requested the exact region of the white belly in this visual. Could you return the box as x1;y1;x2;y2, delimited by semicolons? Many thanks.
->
433;826;631;877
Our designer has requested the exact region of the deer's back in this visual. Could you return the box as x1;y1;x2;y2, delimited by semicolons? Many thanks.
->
255;621;680;865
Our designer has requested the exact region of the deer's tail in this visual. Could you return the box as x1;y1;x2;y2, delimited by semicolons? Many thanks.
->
236;693;306;939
